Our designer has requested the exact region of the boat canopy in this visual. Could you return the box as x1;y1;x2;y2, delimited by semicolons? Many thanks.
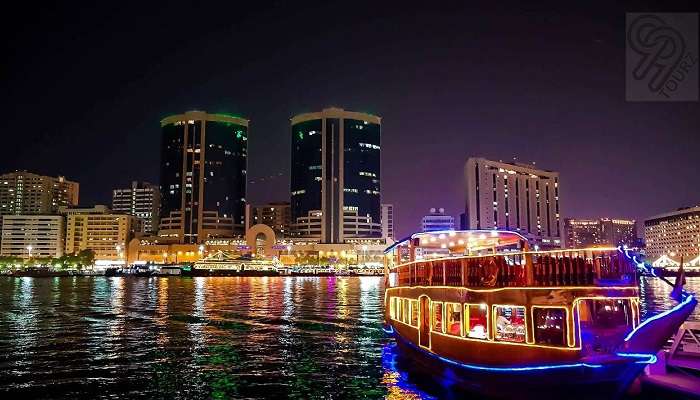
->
384;230;528;255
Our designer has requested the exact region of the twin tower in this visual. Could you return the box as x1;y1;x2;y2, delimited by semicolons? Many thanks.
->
159;108;381;244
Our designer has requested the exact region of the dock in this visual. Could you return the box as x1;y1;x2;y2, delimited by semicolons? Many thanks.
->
638;321;700;398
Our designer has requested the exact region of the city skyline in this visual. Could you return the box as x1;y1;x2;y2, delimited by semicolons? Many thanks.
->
1;2;698;239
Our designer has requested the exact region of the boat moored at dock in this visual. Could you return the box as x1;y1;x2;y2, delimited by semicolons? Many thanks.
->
383;230;697;397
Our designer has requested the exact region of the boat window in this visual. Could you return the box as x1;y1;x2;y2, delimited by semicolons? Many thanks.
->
464;303;489;339
533;307;567;346
410;300;419;327
494;305;526;343
578;299;634;330
402;298;410;325
389;297;396;319
432;302;444;333
445;303;462;336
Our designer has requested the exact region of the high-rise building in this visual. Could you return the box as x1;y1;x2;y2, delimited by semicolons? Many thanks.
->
381;203;395;240
644;205;700;260
112;181;161;234
251;202;291;236
0;171;79;215
564;218;637;248
159;111;248;243
290;107;381;242
1;215;64;258
564;218;600;248
599;218;637;247
62;205;140;264
464;158;562;248
421;207;455;232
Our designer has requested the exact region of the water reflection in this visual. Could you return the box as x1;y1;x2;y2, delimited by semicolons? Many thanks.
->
0;276;697;399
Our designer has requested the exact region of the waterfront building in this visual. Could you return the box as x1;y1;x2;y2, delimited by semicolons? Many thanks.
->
599;218;637;247
290;107;381;242
644;205;700;260
112;181;161;234
0;215;64;258
464;158;562;249
251;202;291;236
565;218;637;248
0;171;79;215
159;111;248;243
564;218;600;248
421;208;455;232
128;230;388;268
62;205;140;265
381;203;395;240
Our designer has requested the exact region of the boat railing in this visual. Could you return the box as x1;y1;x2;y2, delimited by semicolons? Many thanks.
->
392;249;636;288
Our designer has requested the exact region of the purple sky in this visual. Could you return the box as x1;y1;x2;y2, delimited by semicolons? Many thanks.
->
1;1;698;238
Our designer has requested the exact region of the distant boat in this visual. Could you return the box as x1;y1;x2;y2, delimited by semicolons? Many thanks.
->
188;250;283;276
383;230;697;397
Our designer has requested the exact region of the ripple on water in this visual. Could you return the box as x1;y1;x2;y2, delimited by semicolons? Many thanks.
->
0;276;696;399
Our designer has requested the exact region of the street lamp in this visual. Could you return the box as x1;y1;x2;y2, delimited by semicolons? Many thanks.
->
26;245;33;258
198;245;205;257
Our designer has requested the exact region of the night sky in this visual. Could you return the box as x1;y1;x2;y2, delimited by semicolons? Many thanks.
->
2;1;698;238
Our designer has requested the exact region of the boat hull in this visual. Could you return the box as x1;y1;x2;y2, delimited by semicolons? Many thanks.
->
389;329;647;399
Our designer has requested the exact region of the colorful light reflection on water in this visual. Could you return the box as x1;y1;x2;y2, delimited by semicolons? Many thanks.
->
0;276;697;399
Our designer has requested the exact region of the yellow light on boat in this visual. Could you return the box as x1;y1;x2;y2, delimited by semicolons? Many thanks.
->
438;234;446;239
448;231;456;237
479;234;486;240
490;231;499;237
440;244;447;249
429;237;436;243
448;241;455;247
458;239;465;245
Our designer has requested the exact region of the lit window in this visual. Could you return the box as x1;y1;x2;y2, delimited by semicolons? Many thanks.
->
410;300;419;327
465;304;488;339
445;303;462;336
494;305;526;343
432;302;443;333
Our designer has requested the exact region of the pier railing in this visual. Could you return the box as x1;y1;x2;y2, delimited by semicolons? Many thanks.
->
392;250;636;288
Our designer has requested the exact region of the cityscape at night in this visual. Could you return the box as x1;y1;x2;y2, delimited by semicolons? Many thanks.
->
0;2;699;399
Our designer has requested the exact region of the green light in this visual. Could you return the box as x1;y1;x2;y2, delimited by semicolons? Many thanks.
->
236;130;243;139
298;131;304;140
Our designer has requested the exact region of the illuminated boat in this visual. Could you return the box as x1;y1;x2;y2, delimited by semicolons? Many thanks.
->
383;230;696;397
188;251;283;276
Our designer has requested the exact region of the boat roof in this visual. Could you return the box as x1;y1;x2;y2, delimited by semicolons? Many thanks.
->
384;230;528;254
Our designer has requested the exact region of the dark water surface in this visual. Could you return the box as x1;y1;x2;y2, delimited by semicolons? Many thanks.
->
0;276;697;399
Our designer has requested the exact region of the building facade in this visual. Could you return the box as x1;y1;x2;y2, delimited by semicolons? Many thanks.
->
465;158;562;248
381;203;395;240
112;181;161;234
0;171;79;215
62;205;140;264
0;215;64;258
251;202;291;236
564;218;600;248
599;218;637;247
565;218;637;248
644;206;700;260
159;111;248;243
421;207;455;232
290;107;381;242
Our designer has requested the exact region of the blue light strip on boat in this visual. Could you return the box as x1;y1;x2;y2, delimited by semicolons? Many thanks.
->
615;352;657;364
623;293;695;342
382;325;395;334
